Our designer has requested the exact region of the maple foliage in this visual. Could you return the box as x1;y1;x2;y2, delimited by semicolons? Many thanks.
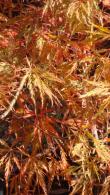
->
0;0;110;194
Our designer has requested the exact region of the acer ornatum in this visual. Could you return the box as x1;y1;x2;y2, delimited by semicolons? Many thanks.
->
0;1;110;195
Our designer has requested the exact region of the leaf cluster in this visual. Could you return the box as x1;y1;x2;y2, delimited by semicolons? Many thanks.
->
0;0;110;195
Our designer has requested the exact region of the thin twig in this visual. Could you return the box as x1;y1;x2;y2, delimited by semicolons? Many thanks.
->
0;71;29;119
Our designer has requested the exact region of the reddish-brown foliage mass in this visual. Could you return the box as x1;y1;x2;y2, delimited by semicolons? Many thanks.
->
0;0;110;195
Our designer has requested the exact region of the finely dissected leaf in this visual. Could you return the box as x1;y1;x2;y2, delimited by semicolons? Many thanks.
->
0;154;8;167
80;87;110;98
72;143;83;157
93;24;110;34
80;80;110;98
87;132;110;163
94;139;110;163
28;69;61;106
5;158;12;188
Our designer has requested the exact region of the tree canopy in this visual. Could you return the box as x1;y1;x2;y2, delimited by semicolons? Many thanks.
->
0;0;110;194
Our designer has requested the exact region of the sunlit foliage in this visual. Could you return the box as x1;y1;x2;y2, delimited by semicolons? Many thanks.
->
0;0;110;194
